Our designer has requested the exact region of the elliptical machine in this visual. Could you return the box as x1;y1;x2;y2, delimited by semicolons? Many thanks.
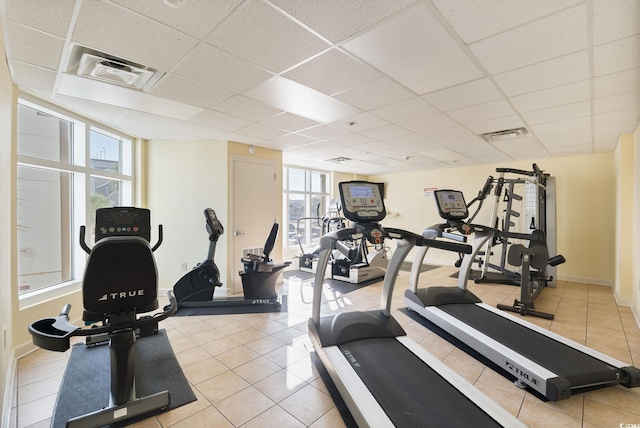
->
173;208;290;311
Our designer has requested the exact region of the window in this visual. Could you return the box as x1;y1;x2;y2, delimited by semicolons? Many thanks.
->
283;167;330;249
17;96;133;297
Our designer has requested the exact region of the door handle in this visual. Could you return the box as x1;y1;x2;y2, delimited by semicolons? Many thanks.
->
233;230;245;237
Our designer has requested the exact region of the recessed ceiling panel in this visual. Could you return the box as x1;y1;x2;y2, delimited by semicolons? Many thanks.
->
244;76;361;123
343;3;483;95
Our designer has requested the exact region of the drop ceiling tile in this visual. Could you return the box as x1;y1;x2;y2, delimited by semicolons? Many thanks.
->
72;0;198;71
400;113;458;133
447;100;516;124
508;149;551;160
370;97;439;123
10;61;57;94
594;90;640;114
6;22;64;70
593;140;618;152
349;152;386;161
189;109;251;132
271;0;417;43
236;123;288;140
594;134;621;145
422;78;504;112
352;141;397;153
419;148;465;162
593;0;640;46
490;136;544;153
271;133;319;147
333;77;414;111
594;108;640;127
529;116;591;135
53;95;127;125
468;4;587;75
543;136;592;148
211;95;282;122
173;43;272;93
283;48;380;96
594;120;639;136
593;34;640;77
509;80;590;113
403;155;448;169
217;132;262;144
111;0;244;40
593;68;640;98
438;135;487;150
5;0;75;38
301;142;365;158
261;113;321;132
117;110;226;139
493;51;589;97
546;145;592;157
122;124;167;140
467;151;513;164
298;124;350;140
331;112;390;132
384;135;443;152
205;0;329;73
283;146;322;159
465;115;526;135
420;126;473;142
343;3;483;95
359;124;412;140
148;74;233;109
372;147;419;160
327;133;373;146
431;0;581;44
537;128;591;143
521;101;591;125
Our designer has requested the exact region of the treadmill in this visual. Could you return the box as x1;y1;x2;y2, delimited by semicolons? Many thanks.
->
405;189;640;401
308;181;526;427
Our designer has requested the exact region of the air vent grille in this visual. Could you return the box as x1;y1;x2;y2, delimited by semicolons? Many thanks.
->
326;157;352;163
481;127;530;143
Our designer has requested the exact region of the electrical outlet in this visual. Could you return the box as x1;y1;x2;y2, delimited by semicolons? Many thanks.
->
181;262;188;271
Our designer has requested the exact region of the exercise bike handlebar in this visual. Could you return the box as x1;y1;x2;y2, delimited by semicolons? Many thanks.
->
79;224;164;254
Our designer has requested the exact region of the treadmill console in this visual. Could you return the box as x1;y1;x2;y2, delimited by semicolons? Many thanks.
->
338;181;386;223
95;207;151;242
434;190;469;221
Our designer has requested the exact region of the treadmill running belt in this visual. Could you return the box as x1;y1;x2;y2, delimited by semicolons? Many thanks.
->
339;337;504;427
440;304;621;386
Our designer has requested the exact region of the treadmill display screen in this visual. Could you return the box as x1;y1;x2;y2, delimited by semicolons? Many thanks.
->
434;190;469;220
339;181;386;223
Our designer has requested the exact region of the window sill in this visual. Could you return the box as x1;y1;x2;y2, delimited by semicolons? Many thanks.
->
19;280;82;310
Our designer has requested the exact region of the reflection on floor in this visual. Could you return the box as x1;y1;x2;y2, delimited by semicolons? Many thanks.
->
10;266;640;427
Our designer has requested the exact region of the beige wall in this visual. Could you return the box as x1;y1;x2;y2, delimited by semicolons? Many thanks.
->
0;18;15;421
147;140;229;290
370;154;616;284
633;124;640;321
615;135;635;304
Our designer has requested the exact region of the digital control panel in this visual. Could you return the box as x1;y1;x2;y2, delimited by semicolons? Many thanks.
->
434;190;469;221
95;207;151;242
339;181;386;223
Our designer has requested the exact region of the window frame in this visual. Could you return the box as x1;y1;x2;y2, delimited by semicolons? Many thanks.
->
283;166;331;250
17;93;135;308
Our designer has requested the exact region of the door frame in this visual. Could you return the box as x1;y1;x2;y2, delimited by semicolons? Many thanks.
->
228;154;280;294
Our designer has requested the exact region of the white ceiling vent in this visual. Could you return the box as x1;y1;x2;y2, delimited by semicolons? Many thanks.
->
326;157;352;163
481;127;530;143
65;45;164;92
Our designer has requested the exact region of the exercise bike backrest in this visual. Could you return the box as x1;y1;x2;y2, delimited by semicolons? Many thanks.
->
79;207;163;321
261;223;279;263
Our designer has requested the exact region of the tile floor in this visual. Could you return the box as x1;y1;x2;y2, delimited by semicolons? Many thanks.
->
9;265;640;427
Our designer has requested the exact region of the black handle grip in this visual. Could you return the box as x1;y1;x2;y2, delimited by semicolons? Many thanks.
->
151;225;163;252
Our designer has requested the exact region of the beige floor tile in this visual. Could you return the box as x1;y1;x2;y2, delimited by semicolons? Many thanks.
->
200;336;243;356
308;407;347;428
16;374;62;406
442;348;486;382
16;393;56;428
155;387;212;427
585;386;640;416
234;355;282;384
216;345;261;369
524;390;584;419
245;335;286;355
175;346;214;368
279;384;335;426
242;404;305;428
182;356;229;385
473;381;524;417
189;327;227;346
171;406;234;428
17;359;67;388
196;370;250;404
517;398;583;427
215;386;275;426
253;369;307;403
583;398;640;428
264;344;309;368
284;355;320;383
